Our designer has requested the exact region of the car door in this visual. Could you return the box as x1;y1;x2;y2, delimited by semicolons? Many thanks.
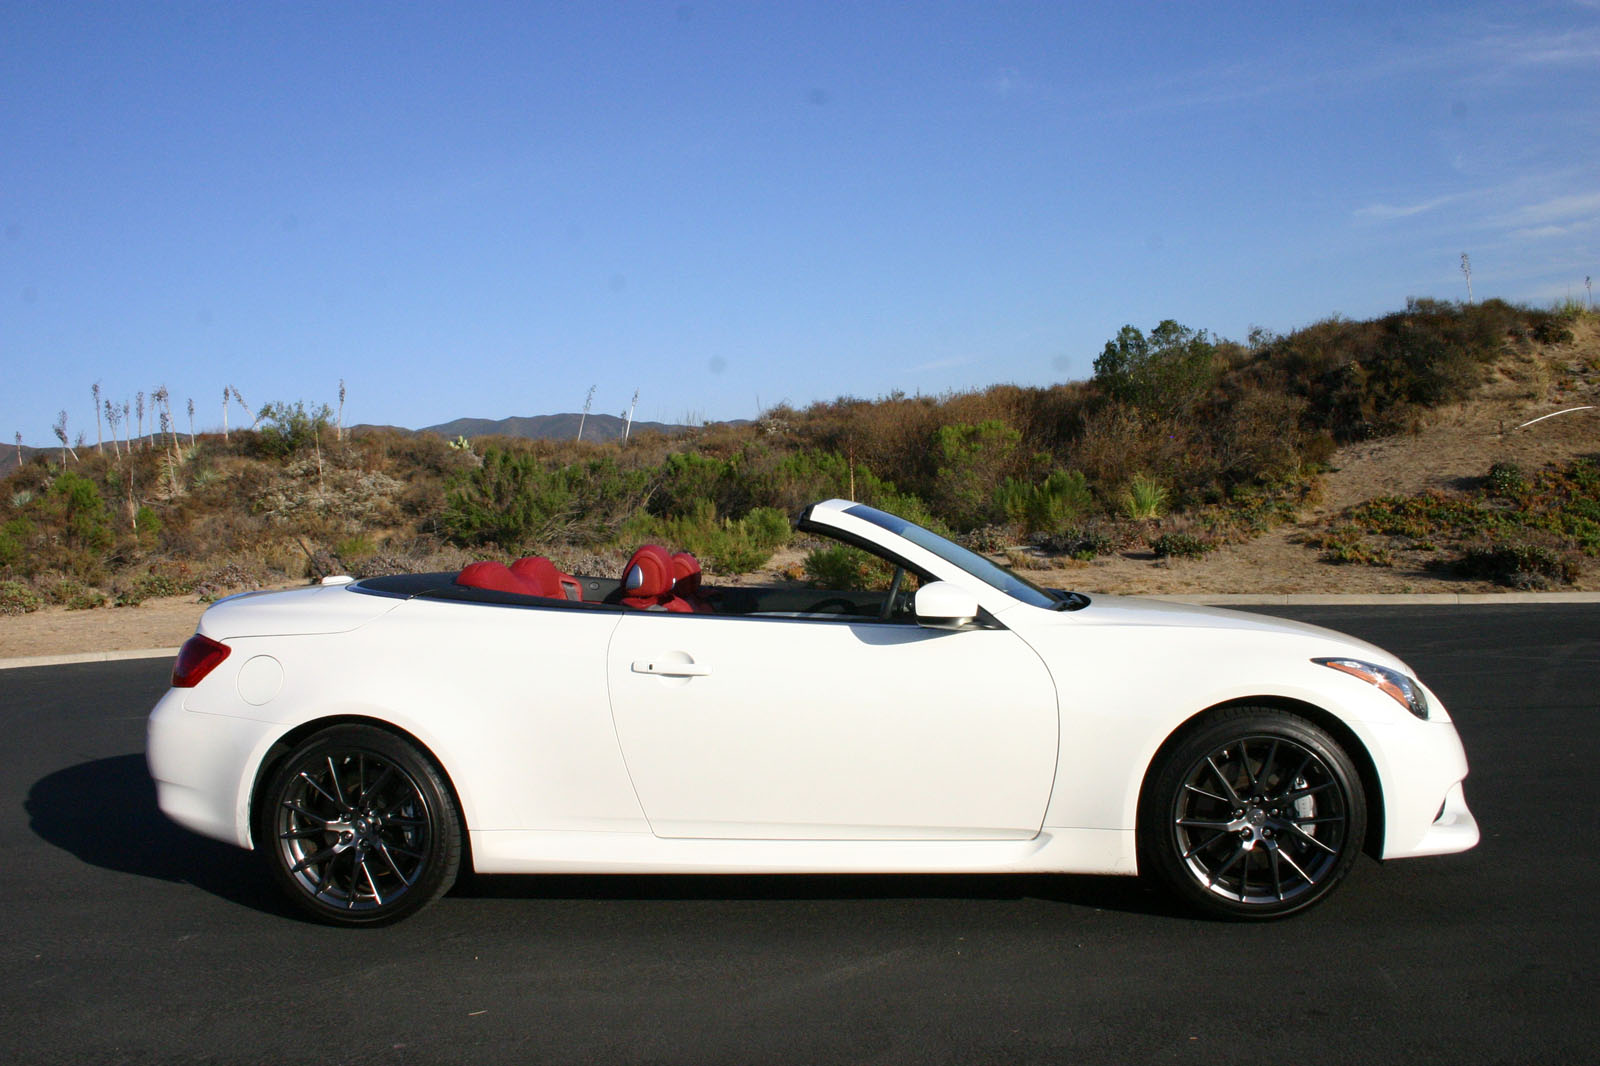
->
605;612;1059;840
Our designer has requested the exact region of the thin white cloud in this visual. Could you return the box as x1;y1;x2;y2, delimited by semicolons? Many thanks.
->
1354;196;1459;222
1502;191;1600;227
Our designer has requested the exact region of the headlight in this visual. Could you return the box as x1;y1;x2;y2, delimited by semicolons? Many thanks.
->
1313;657;1430;719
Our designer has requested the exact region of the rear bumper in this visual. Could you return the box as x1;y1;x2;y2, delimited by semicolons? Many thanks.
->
146;688;278;850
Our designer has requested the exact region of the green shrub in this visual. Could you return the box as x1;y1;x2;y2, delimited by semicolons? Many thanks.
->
1151;532;1213;559
930;421;1022;530
1456;540;1579;589
1122;473;1168;520
1486;461;1528;499
1093;319;1217;417
803;544;895;589
1033;526;1117;561
620;500;792;574
996;469;1093;534
0;579;43;615
254;400;335;458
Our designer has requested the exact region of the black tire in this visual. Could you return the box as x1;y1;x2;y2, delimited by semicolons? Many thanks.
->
258;725;462;926
1138;708;1366;920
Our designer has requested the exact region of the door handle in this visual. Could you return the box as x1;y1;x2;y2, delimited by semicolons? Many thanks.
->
631;659;712;677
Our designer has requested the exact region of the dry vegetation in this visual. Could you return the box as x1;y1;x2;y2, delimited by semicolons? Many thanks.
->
2;300;1597;634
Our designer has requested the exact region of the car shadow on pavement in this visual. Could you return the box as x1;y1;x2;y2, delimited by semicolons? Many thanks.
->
26;753;298;920
457;870;1189;919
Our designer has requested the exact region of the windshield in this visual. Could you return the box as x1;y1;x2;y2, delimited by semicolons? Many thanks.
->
843;504;1059;609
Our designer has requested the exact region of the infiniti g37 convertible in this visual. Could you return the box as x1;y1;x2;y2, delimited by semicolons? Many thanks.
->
147;499;1478;925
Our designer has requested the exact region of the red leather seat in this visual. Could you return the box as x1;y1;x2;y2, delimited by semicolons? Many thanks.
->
671;551;711;612
455;560;541;596
620;544;692;612
511;556;583;600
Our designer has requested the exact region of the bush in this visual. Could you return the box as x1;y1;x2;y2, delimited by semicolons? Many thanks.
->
803;544;895;589
1486;461;1528;500
1456;540;1579;589
1032;526;1117;561
1093;320;1217;418
0;579;43;615
1151;532;1213;559
996;469;1093;535
254;401;335;458
1122;473;1169;520
930;421;1022;529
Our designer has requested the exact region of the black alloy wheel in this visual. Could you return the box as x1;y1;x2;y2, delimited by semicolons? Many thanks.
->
1139;708;1366;919
259;725;462;926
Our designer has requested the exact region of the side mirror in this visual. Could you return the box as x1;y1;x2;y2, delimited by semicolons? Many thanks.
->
914;581;979;630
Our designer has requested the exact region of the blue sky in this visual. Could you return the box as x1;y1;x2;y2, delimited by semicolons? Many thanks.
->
4;1;1597;447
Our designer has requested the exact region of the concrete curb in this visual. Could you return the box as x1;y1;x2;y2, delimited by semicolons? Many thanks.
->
1148;591;1600;606
0;647;183;671
4;591;1599;672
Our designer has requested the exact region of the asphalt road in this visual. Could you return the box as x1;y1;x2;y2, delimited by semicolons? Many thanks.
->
2;605;1596;1065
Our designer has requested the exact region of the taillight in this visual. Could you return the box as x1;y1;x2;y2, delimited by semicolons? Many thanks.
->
172;634;231;688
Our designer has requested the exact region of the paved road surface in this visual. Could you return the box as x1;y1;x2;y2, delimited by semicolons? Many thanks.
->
2;605;1596;1065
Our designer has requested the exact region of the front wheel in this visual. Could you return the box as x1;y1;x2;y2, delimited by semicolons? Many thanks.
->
1138;709;1366;919
258;725;462;926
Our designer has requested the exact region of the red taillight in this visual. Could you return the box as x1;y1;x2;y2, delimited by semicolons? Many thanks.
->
172;634;231;688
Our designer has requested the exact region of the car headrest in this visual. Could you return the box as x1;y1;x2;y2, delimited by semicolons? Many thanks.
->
621;544;675;599
671;551;702;597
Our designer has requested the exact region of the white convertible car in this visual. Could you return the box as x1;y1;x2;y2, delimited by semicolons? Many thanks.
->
147;499;1478;925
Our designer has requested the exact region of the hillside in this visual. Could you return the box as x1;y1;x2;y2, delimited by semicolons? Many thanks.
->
2;300;1596;638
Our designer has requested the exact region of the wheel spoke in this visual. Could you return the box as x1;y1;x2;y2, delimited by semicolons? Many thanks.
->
280;801;333;827
1177;818;1234;830
1205;757;1244;806
375;842;417;886
1284;779;1335;804
357;764;396;808
1181;830;1231;859
1257;739;1281;791
1276;845;1316;885
290;844;338;876
1241;740;1260;792
1182;782;1230;804
298;770;347;812
1207;841;1247;887
1268;844;1284;901
359;857;384;906
1285;821;1339;855
325;756;353;808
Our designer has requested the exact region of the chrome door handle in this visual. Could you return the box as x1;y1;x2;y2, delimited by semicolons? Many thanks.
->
631;659;712;677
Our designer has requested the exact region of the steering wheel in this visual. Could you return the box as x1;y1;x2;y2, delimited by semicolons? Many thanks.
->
880;566;908;621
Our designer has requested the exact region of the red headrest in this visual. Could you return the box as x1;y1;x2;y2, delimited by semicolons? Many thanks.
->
456;560;537;596
621;544;675;600
671;552;702;597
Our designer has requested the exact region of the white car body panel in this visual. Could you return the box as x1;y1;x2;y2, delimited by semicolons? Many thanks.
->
607;612;1057;839
147;497;1478;894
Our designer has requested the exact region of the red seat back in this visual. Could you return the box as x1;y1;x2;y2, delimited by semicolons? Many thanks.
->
511;556;583;600
455;560;540;596
620;544;692;612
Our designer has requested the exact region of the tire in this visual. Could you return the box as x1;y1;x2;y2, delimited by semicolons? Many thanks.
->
1138;708;1366;920
258;725;462;926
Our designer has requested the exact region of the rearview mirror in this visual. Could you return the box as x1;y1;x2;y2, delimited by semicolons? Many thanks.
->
914;581;978;630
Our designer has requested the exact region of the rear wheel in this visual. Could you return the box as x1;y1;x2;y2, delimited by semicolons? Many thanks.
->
259;725;461;926
1138;708;1366;919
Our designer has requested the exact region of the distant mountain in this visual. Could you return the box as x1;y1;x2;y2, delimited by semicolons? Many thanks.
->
418;412;700;442
0;444;44;478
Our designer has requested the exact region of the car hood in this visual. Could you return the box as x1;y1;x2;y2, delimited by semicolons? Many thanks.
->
1054;594;1412;672
197;584;401;640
